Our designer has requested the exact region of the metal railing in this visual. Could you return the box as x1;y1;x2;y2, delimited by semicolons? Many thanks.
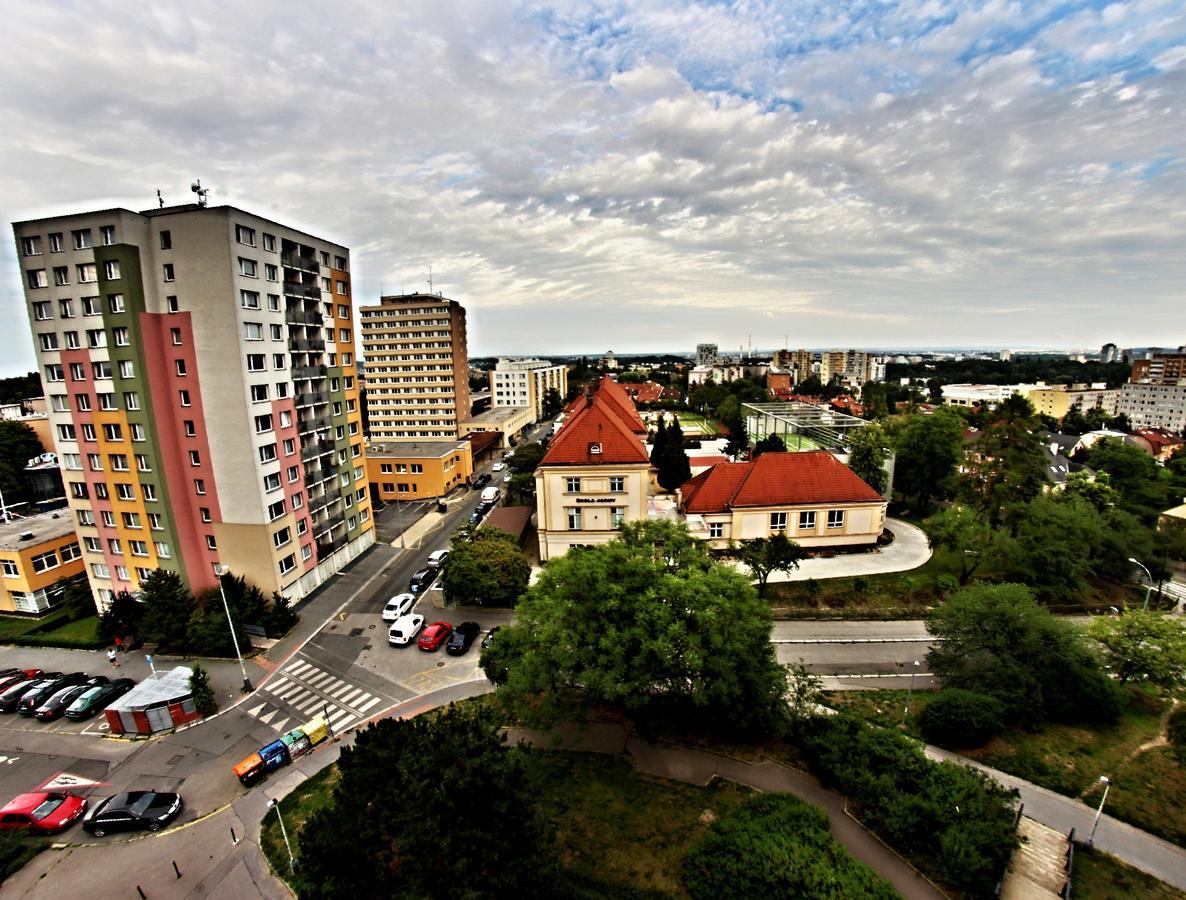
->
288;337;326;353
281;252;319;272
285;310;324;327
295;392;328;408
300;440;333;461
297;415;331;433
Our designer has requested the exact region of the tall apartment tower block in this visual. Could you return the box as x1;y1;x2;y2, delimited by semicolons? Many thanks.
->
12;204;374;609
359;293;470;440
695;343;718;367
489;358;568;422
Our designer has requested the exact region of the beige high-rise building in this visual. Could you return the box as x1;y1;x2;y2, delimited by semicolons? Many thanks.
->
489;358;567;423
359;293;470;440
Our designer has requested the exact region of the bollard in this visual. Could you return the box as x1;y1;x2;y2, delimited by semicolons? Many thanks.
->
173;860;181;879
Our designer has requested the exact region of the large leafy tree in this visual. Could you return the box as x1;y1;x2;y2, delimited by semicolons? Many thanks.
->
737;534;806;596
961;394;1047;526
0;420;44;505
541;386;564;418
891;409;965;512
297;705;552;898
1080;438;1169;522
481;520;789;733
138;569;196;652
750;433;786;459
507;442;546;475
442;527;530;607
927;583;1120;727
98;590;145;643
846;423;891;495
924;505;1012;585
1088;610;1186;687
651;415;692;491
1007;494;1106;596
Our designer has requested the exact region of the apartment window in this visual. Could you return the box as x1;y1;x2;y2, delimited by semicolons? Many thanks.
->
159;230;172;250
66;363;83;383
238;257;258;278
319;251;330;267
276;382;288;399
206;535;217;550
827;509;846;529
103;261;121;280
83;537;101;553
109;454;129;471
798;511;816;530
236;224;256;246
273;353;285;369
609;476;625;492
255;414;273;434
75;394;92;413
287;465;299;483
53;266;69;286
148;513;163;530
267;293;280;311
199;508;211;523
27;269;48;289
338;328;351;343
247;354;267;373
39;333;59;351
264;472;281;492
259;443;277;463
33;300;52;319
188;450;201;466
59;299;75;318
72;229;92;250
262;233;275;252
283;438;295;455
178;389;191;407
269;323;283;341
82;296;101;316
241;290;260;309
159;262;174;283
86;452;102;471
273;528;292;549
166;295;179;313
265;263;278;281
135;454;151;472
70;482;90;501
116;483;135;500
48;233;63;252
175;359;187;377
108;293;124;312
302;544;313;561
279;554;296;575
610;507;626;528
321;277;331;292
77;509;94;525
565;477;581;493
194;479;206;496
51;395;68;413
267;499;285;521
86;328;106;348
334;255;347;270
184;420;196;437
770;512;788;532
64;331;80;349
154;542;171;559
336;281;348;296
170;327;182;345
250;384;268;402
129;540;149;557
91;563;110;579
77;263;97;283
21;236;42;256
122;512;141;529
130;423;146;441
0;559;17;578
279;410;291;428
566;508;582;531
244;322;263;342
119;360;134;378
124;391;141;410
292;492;303;509
103;423;123;441
709;522;724;539
100;225;116;246
81;424;96;442
112;327;129;346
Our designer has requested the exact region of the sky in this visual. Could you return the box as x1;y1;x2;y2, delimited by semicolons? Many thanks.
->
1;0;1184;376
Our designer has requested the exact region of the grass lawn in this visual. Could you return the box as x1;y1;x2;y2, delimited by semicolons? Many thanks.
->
0;616;50;641
32;616;100;644
260;749;752;898
830;687;1186;848
1073;844;1186;899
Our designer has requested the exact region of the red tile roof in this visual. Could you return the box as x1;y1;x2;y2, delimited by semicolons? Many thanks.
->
681;451;882;513
594;375;648;434
540;390;650;466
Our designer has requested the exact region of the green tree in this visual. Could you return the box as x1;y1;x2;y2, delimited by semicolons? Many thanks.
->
481;521;789;733
263;592;299;638
1087;610;1186;687
785;661;824;729
98;590;145;643
918;689;1005;748
138;569;195;652
504;471;535;505
891;409;965;512
297;705;551;898
683;793;897;900
750;433;785;458
737;534;806;597
55;575;95;621
0;420;44;504
860;381;890;420
507;441;546;475
442;527;530;607
723;413;748;461
846;423;891;495
542;386;564;418
1080;438;1168;522
186;605;237;657
927;583;1120;727
925;505;1012;584
1062;470;1120;511
652;415;692;491
189;664;218;716
1008;494;1105;596
961;394;1047;526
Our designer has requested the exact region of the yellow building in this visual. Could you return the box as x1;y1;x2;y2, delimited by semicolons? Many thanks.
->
1028;386;1119;420
457;405;535;449
364;440;473;502
0;510;86;614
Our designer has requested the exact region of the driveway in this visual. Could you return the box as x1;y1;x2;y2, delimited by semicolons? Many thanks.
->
738;518;931;583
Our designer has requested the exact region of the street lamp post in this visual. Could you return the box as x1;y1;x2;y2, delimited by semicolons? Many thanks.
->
1088;776;1111;847
901;660;920;726
268;798;296;873
216;566;253;693
394;497;406;550
1128;558;1154;611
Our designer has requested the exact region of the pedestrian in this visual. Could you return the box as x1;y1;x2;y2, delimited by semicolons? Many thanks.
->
114;635;123;653
107;647;120;668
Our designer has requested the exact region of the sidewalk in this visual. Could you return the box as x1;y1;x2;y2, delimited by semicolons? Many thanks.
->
735;518;932;583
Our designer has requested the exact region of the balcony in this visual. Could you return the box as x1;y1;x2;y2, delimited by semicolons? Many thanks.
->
285;309;324;327
295;391;328;408
281;251;319;273
282;279;322;300
300;439;334;461
288;336;326;353
297;414;331;433
292;364;328;380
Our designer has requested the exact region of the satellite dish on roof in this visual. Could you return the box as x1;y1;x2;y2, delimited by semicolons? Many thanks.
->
39;453;56;463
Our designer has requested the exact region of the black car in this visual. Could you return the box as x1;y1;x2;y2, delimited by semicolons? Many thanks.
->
35;677;107;721
481;626;501;651
18;673;88;716
468;509;485;526
65;678;136;720
0;674;63;713
0;670;41;694
82;791;183;837
409;568;436;594
473;473;492;488
445;621;481;655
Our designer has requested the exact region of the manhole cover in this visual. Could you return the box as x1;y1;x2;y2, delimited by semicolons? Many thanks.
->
349;627;365;637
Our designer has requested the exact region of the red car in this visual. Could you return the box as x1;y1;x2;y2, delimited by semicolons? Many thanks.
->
0;792;88;834
418;621;453;651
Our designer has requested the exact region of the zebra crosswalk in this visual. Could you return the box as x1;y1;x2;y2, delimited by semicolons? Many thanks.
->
244;657;387;736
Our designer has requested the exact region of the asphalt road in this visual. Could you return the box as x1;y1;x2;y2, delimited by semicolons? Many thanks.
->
772;619;939;690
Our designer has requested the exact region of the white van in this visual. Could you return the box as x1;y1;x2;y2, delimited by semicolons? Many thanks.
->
480;486;500;503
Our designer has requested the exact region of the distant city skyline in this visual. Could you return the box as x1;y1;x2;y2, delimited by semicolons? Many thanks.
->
2;1;1184;379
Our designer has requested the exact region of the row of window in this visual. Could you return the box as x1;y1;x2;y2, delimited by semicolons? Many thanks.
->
235;224;348;272
566;508;626;530
359;308;449;318
377;463;425;474
0;542;82;578
26;260;121;290
21;227;116;256
565;476;626;493
769;510;846;531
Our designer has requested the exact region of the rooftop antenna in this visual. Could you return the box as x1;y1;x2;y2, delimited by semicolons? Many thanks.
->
190;178;209;208
427;265;433;295
156;189;165;209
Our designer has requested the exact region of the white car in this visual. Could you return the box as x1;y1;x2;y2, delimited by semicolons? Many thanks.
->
388;614;425;646
382;593;416;622
503;472;512;483
426;549;450;569
492;462;506;472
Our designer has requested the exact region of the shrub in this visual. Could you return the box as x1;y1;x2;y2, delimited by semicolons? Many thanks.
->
918;689;1005;748
1168;706;1186;765
682;793;897;900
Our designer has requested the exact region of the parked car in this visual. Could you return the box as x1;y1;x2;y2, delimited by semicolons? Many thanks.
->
35;677;108;721
82;791;183;837
426;549;450;569
0;792;87;834
19;673;89;716
473;473;492;488
409;568;436;594
445;621;481;656
492;462;506;472
468;508;485;526
503;472;512;483
388;614;425;646
481;626;501;651
0;670;42;694
0;674;63;713
65;678;136;720
382;593;416;622
418;621;453;651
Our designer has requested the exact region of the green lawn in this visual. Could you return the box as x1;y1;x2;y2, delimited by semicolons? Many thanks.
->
33;616;100;644
0;615;50;640
1073;844;1186;899
830;687;1186;849
260;749;752;898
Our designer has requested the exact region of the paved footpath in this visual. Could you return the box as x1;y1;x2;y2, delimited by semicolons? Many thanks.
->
737;518;932;582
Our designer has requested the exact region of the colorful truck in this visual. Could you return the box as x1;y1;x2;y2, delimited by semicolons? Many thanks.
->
232;716;330;786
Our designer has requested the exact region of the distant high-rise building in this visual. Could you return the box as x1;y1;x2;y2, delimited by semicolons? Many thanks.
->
489;358;568;422
819;351;847;384
1130;348;1186;386
1000;349;1014;361
359;294;470;440
1100;343;1120;364
696;343;718;367
12;203;373;609
1118;382;1186;433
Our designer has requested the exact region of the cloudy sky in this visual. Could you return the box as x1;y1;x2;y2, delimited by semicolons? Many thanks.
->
2;0;1184;375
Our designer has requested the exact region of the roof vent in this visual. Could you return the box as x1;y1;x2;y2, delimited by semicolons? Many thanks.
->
589;443;602;455
18;531;35;541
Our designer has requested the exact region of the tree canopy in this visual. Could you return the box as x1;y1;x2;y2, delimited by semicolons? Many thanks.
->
481;520;789;733
1088;610;1186;687
737;534;806;596
891;409;965;512
0;420;45;505
650;415;692;491
442;527;531;607
845;422;891;495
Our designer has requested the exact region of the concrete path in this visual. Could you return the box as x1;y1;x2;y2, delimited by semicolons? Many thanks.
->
506;724;944;900
735;518;932;583
925;745;1186;891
